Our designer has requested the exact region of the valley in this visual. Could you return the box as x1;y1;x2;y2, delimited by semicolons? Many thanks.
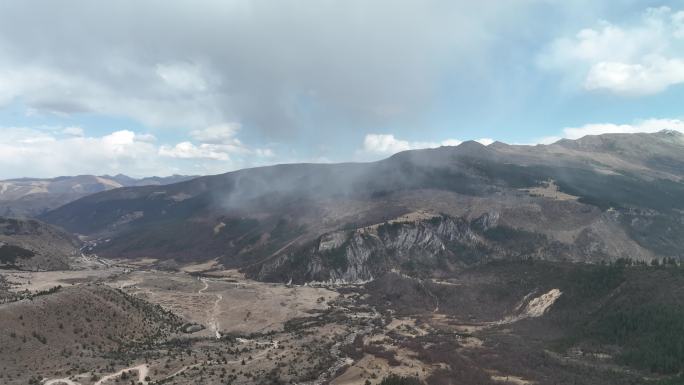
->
3;256;684;385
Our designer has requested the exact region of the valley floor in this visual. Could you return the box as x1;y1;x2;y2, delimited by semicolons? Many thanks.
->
0;259;681;385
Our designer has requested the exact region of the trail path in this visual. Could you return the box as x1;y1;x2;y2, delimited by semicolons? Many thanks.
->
43;364;149;385
94;365;149;385
160;362;206;381
43;379;80;385
198;278;223;339
198;278;209;294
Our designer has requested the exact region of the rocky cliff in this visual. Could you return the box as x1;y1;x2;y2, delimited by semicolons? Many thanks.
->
248;211;652;283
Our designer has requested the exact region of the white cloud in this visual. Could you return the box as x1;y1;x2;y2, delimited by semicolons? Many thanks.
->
362;134;412;154
441;139;464;146
563;118;684;139
539;7;684;95
61;126;84;136
159;123;275;161
159;142;231;161
475;138;495;146
0;125;275;178
190;123;242;144
361;134;495;155
102;130;137;146
584;59;684;94
362;134;465;155
535;136;563;145
0;128;160;178
536;118;684;144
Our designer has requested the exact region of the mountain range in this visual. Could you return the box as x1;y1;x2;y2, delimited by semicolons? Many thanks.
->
0;174;196;218
38;130;684;282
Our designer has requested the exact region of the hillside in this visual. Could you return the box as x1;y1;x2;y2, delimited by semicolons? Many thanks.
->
41;131;684;282
0;174;196;218
0;217;81;271
0;284;181;382
361;260;684;383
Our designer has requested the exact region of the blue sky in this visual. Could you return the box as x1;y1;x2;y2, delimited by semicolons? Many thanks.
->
0;0;683;178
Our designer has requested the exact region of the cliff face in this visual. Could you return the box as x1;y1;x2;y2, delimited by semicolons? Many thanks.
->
248;211;647;284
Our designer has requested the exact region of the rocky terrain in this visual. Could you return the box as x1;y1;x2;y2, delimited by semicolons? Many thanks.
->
249;211;648;283
0;174;195;218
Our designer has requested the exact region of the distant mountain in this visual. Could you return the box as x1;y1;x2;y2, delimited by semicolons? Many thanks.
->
104;173;197;187
0;174;196;218
0;217;81;270
40;131;684;282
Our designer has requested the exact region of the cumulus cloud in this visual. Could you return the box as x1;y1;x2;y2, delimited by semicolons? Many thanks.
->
0;125;275;178
539;6;684;95
190;124;242;145
160;122;275;162
361;134;495;155
362;134;458;155
158;142;231;161
0;128;160;178
363;134;412;154
584;58;684;94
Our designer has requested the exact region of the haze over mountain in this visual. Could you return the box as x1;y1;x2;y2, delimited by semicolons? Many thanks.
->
0;174;196;218
41;131;684;283
3;2;684;384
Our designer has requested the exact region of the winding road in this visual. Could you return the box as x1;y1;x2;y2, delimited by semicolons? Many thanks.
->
95;365;149;385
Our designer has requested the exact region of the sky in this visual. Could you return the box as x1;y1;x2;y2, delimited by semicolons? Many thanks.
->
0;0;683;178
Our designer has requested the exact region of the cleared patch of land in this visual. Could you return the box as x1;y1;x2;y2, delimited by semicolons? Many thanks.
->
109;269;337;336
521;180;578;201
2;268;124;293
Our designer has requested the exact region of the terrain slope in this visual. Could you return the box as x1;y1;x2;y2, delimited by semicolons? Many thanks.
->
41;131;684;282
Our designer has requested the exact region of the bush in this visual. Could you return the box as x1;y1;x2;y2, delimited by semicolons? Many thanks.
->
379;374;423;385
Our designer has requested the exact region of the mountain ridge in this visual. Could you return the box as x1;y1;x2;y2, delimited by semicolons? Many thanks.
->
40;131;684;281
0;174;197;218
0;216;81;270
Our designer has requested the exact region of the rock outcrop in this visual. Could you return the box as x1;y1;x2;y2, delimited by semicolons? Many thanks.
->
248;212;641;283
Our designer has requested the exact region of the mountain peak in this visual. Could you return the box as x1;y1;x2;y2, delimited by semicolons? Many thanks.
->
654;129;683;140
